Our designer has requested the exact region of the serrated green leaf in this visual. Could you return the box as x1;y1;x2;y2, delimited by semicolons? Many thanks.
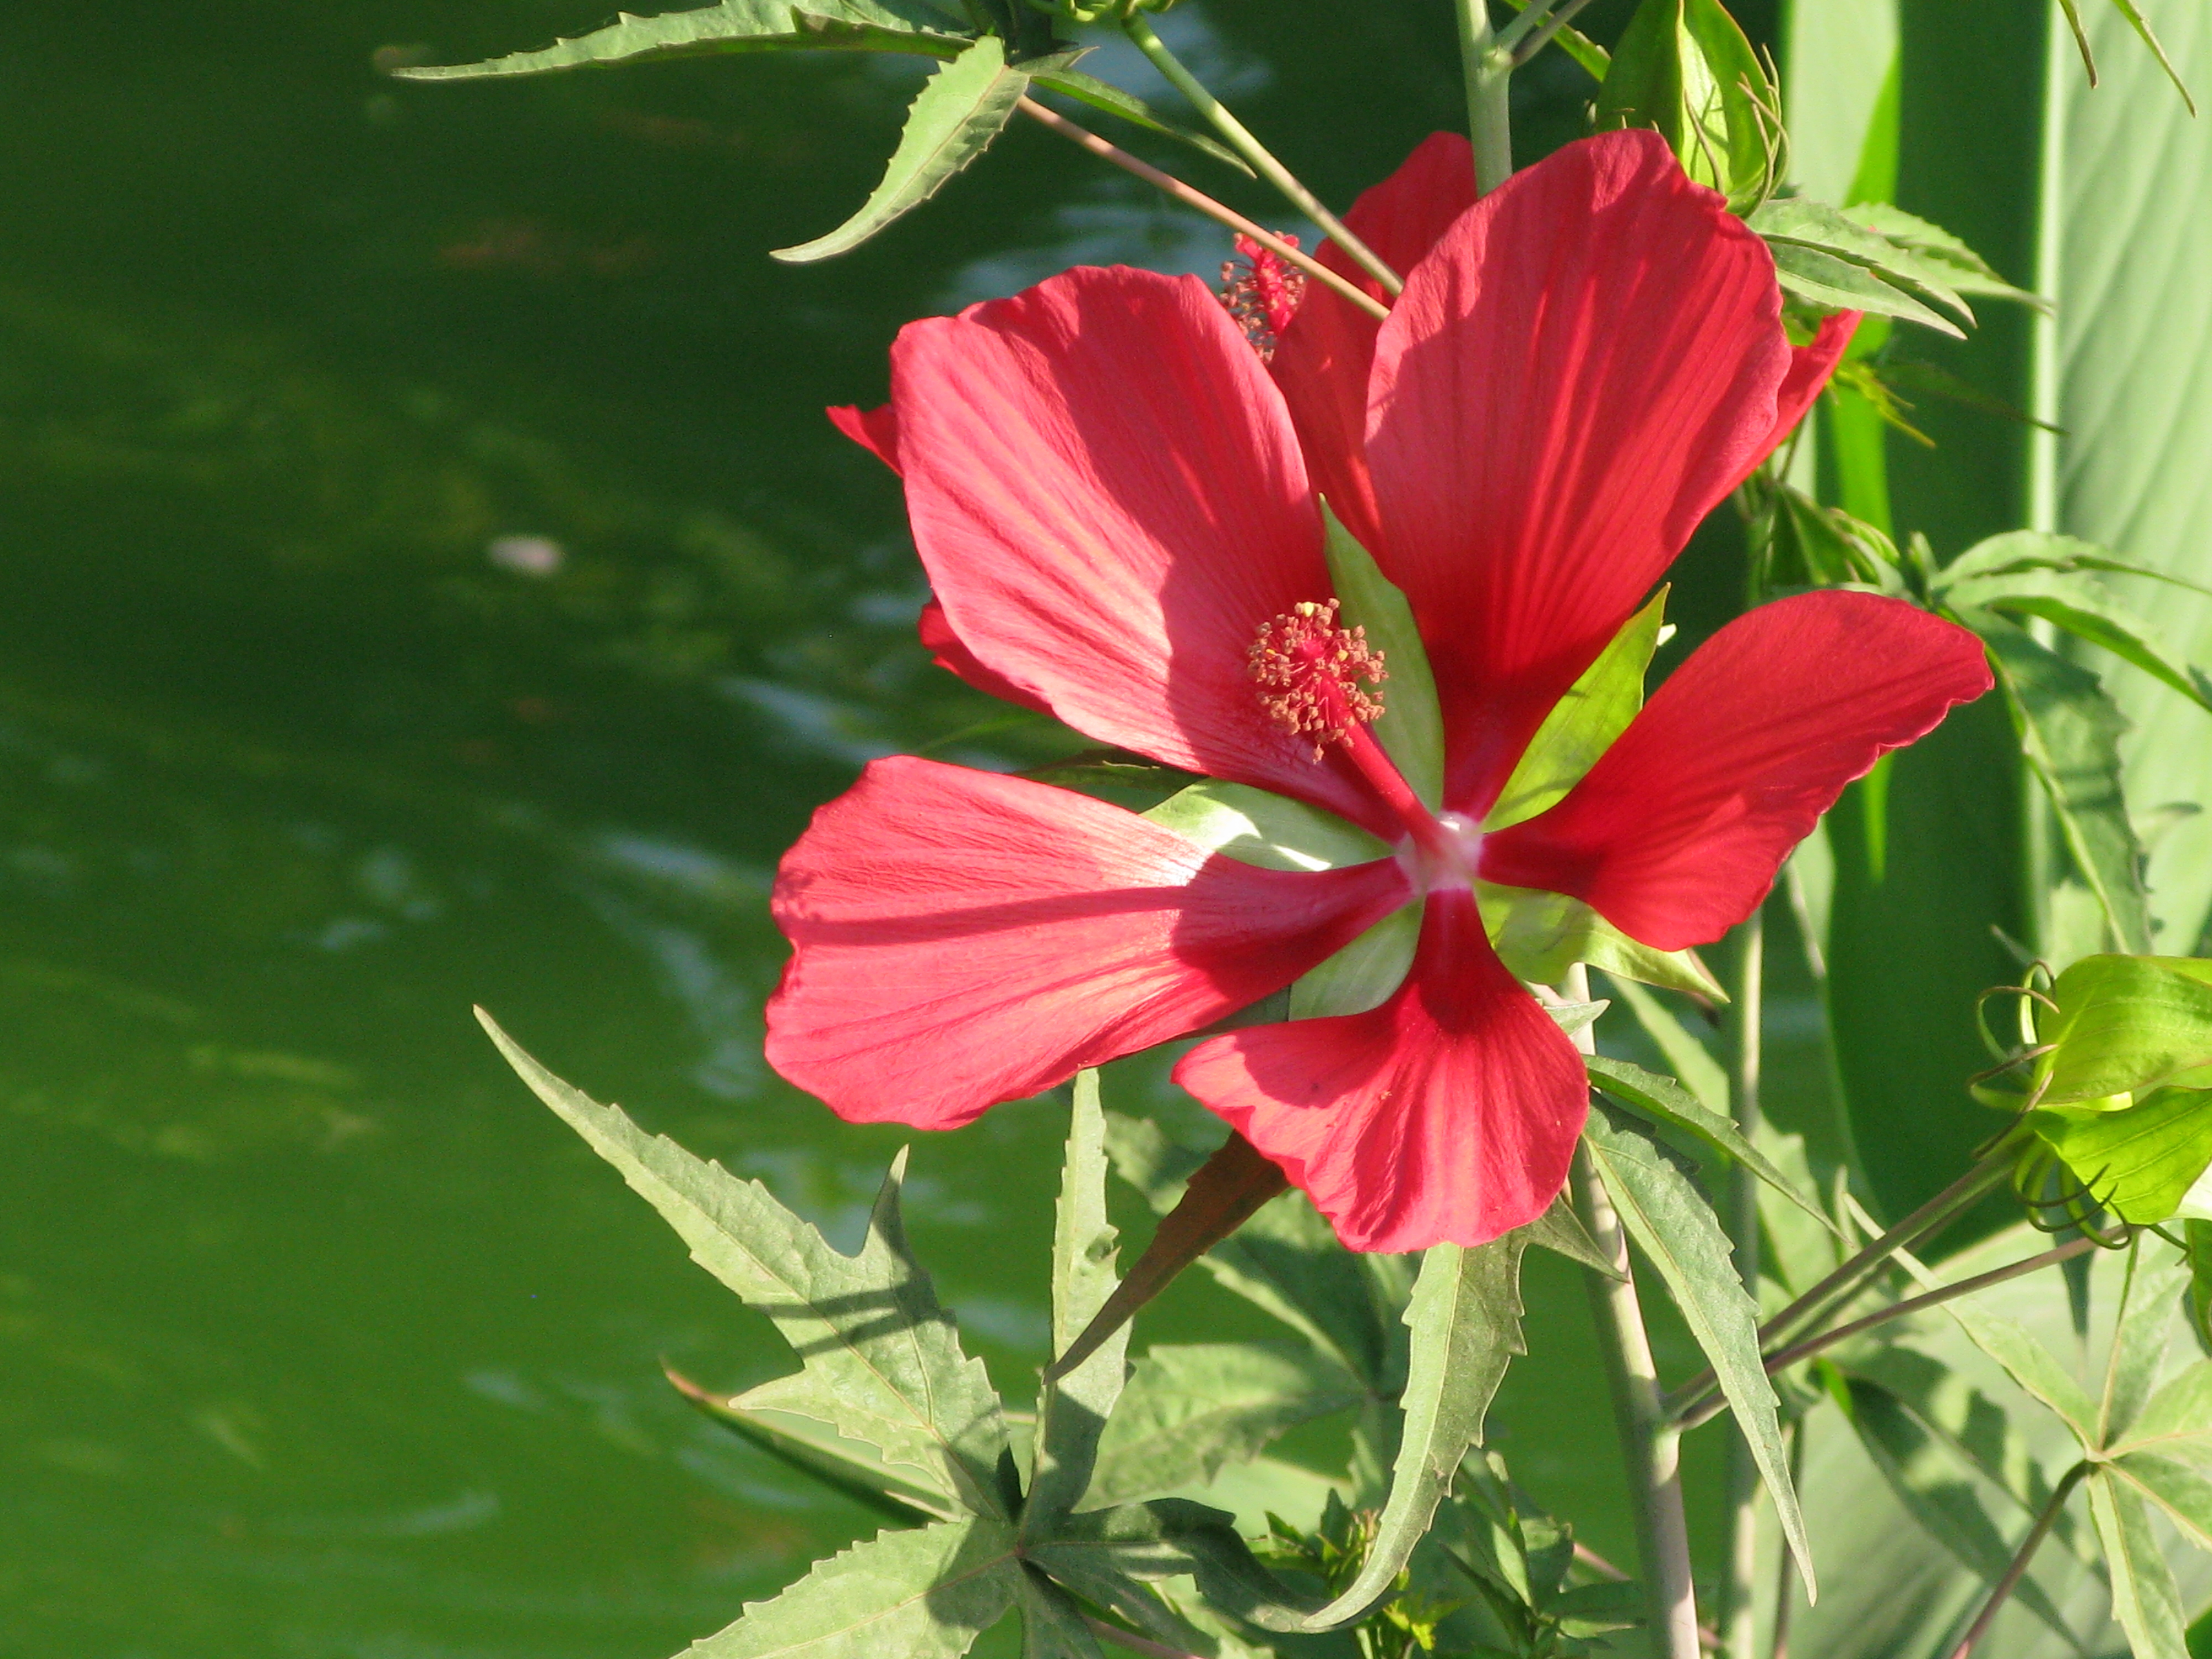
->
2037;955;2212;1102
1101;1112;1392;1387
1979;622;2154;956
1488;590;1667;831
1013;1571;1105;1659
1500;0;1611;80
2112;1452;2212;1556
1028;1071;1124;1529
685;1517;1021;1658
1027;69;1251;173
2031;1089;2212;1225
1083;1342;1363;1509
773;35;1027;263
1293;1234;1529;1630
1932;1296;2102;1451
2090;1469;2192;1659
1948;569;2212;714
1751;196;1976;322
1322;502;1442;811
1599;973;1730;1114
477;1011;1011;1519
1838;201;2049;308
1585;1055;1835;1232
393;0;971;80
1580;1103;1812;1593
1514;1190;1623;1281
1142;780;1386;874
1767;239;1965;337
674;1369;961;1523
1838;1376;2079;1641
1478;882;1721;999
1027;1499;1319;1634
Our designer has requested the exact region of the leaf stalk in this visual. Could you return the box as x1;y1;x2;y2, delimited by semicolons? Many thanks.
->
1119;14;1402;293
1944;1460;2091;1659
1454;0;1514;194
1014;98;1388;321
1720;908;1766;1659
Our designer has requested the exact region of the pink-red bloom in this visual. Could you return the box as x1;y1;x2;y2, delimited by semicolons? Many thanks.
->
770;130;1992;1251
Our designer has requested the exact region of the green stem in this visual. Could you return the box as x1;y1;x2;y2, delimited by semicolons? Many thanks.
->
1455;0;1515;193
1944;1461;2091;1659
1120;13;1402;294
1721;909;1766;1659
1566;966;1701;1659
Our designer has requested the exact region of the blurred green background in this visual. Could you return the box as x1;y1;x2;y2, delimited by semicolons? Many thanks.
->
0;1;1995;1653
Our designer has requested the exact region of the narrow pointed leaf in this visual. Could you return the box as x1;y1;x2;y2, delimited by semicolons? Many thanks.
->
1293;1233;1528;1630
1029;1071;1125;1527
2100;1244;2186;1446
1322;502;1444;810
1767;240;1965;337
1500;0;1611;79
1600;973;1730;1112
1515;1190;1624;1281
667;1366;957;1524
1947;570;2212;713
2103;0;2199;114
1750;197;1975;322
684;1517;1021;1658
1924;1293;2101;1451
2114;1359;2212;1459
1047;1132;1286;1384
392;0;970;79
1837;1376;2078;1641
1581;1103;1813;1595
1488;591;1667;830
1083;1342;1364;1509
1027;1499;1321;1634
1838;202;2048;307
773;35;1027;263
2112;1452;2212;1555
1585;1055;1837;1232
2090;1470;2191;1659
1102;1113;1390;1386
1027;70;1252;173
1978;621;2153;955
476;1011;1011;1518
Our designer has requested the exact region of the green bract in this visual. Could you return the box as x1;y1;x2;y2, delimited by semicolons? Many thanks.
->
1594;0;1781;212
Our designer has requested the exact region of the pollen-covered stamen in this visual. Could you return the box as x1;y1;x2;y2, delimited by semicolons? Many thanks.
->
1248;599;1386;757
1218;233;1307;362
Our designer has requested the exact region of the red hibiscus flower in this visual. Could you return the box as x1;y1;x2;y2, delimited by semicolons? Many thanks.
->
766;129;1991;1252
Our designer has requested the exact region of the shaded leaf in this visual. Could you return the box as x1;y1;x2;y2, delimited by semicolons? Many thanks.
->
685;1517;1020;1658
1144;780;1386;874
1978;622;2153;956
1012;1572;1105;1659
773;35;1027;263
1934;1298;2101;1451
1586;1055;1835;1232
393;0;971;80
1293;1234;1528;1631
1084;1342;1364;1509
2089;1470;2190;1659
1838;1376;2078;1640
2100;1243;2186;1446
1029;1071;1125;1527
477;1012;1011;1519
1292;903;1420;1021
670;1367;957;1524
1594;0;1778;207
1027;1499;1319;1634
1580;1103;1812;1593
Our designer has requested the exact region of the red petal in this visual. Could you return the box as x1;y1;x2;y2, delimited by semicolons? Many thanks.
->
917;597;1052;715
1366;129;1798;816
1268;133;1477;554
1754;312;1859;467
893;266;1385;831
766;756;1411;1129
827;403;901;473
1479;592;1993;950
1174;888;1587;1251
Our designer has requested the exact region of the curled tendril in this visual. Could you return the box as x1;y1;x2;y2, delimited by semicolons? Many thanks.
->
2008;1142;2135;1246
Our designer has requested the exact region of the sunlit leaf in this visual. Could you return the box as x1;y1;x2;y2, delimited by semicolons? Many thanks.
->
685;1517;1021;1658
1488;590;1666;831
2037;955;2212;1103
1028;69;1252;173
477;1013;1013;1519
1514;1190;1623;1281
1143;780;1385;873
671;1368;960;1523
1580;1103;1813;1594
1480;883;1721;999
2031;1089;2212;1225
2112;1452;2212;1555
1752;196;1976;322
1585;1055;1834;1230
1594;0;1778;207
773;35;1029;263
1291;1233;1529;1630
1947;568;2212;714
392;0;972;80
1027;1072;1125;1528
1767;239;1964;337
1838;201;2049;308
2090;1469;2192;1659
2102;1244;2188;1447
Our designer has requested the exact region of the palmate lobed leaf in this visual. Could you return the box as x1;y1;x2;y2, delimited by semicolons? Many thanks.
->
682;1516;1024;1658
2090;1470;2192;1659
773;34;1030;262
393;0;973;80
476;1012;1013;1520
1580;1103;1814;1594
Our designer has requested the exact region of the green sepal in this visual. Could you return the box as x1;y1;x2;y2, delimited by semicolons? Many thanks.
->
1479;880;1721;998
773;34;1029;262
392;0;975;80
1488;589;1667;831
1594;0;1781;211
2030;1086;2212;1224
1321;502;1444;811
2034;954;2212;1104
1142;779;1385;872
1291;904;1419;1020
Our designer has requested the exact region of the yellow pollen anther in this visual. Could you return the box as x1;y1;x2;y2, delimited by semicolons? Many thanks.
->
1248;599;1387;758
